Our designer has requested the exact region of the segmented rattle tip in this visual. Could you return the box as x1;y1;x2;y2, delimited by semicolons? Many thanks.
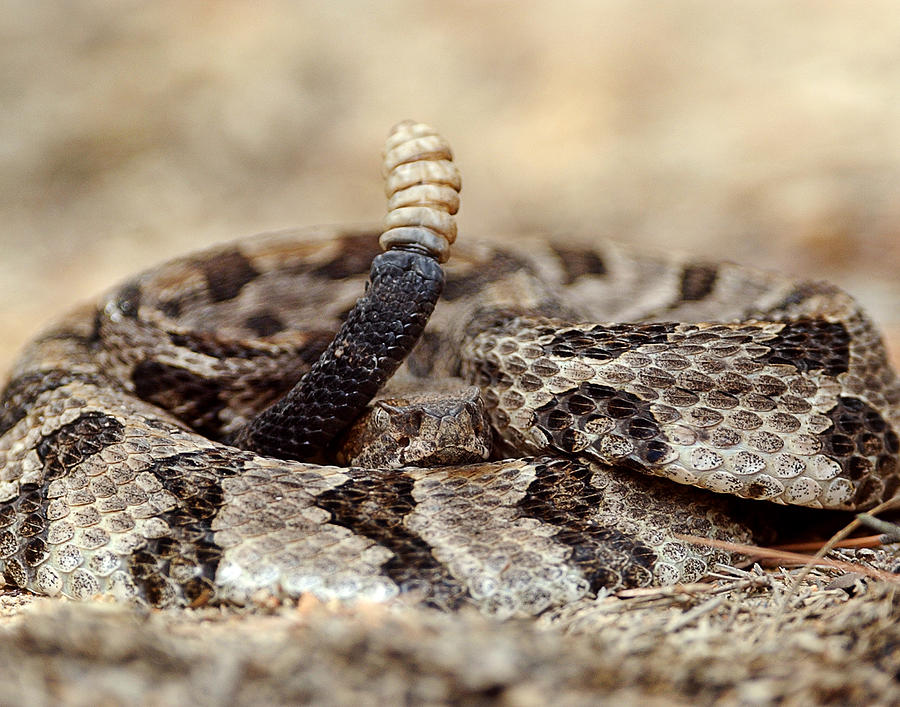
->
380;121;461;263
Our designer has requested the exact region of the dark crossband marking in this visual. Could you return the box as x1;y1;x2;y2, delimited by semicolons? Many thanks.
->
36;411;126;483
679;264;719;301
758;319;851;376
309;234;382;280
551;245;608;285
132;361;230;439
166;328;332;365
243;312;287;337
198;249;260;302
518;459;656;591
157;298;183;319
533;384;669;468
0;412;126;589
543;323;678;362
819;396;900;507
0;482;51;589
0;371;113;437
316;471;467;610
131;449;245;607
167;332;267;360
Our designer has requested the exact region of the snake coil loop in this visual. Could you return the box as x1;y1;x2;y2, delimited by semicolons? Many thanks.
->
380;120;461;263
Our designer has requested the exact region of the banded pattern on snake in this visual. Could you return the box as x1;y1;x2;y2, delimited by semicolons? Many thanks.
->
0;122;898;617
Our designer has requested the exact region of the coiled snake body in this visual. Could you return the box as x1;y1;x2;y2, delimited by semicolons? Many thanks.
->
1;123;898;617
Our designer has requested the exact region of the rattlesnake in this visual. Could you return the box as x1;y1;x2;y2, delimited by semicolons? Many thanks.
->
1;122;898;618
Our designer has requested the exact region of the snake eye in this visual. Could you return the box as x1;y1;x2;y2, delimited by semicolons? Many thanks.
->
372;404;393;428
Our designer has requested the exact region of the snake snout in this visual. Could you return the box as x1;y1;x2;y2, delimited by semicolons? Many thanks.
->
337;387;493;469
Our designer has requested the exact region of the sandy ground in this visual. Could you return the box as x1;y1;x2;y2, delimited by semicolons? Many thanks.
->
1;1;898;372
1;2;900;704
1;562;899;705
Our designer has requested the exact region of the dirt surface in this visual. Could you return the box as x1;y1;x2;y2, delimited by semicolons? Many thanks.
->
2;2;900;705
2;561;899;705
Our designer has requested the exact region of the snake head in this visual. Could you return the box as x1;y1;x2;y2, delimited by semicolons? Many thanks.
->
337;386;492;468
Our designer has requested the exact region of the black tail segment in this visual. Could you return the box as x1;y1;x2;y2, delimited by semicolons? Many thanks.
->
232;120;459;461
230;249;444;461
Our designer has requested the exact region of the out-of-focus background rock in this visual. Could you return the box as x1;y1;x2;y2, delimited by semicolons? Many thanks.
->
2;1;899;372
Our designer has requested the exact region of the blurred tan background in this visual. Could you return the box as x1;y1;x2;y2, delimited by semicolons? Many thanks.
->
2;0;899;373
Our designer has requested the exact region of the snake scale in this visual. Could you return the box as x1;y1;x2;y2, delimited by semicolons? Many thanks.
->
1;122;898;618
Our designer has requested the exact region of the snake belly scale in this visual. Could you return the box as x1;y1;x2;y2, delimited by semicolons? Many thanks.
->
0;122;898;618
